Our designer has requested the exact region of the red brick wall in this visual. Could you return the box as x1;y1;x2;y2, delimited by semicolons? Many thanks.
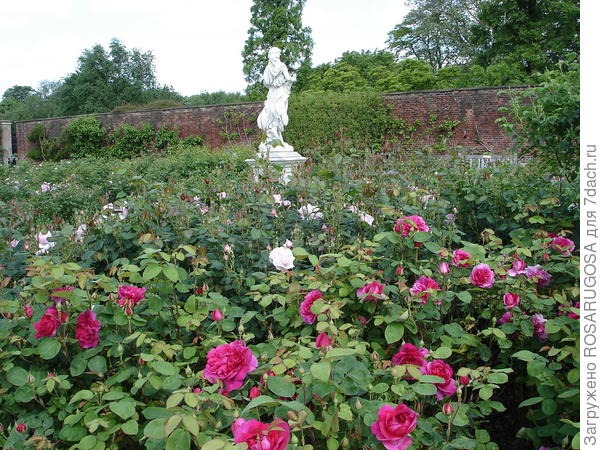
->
13;86;524;158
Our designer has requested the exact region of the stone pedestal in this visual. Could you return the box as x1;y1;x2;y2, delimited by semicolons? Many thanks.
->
246;144;306;184
1;121;13;166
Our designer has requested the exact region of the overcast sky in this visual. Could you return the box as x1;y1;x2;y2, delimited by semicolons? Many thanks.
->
0;0;409;97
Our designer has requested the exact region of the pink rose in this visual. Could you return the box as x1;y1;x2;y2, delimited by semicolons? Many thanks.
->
50;286;74;303
502;293;520;309
561;301;580;320
391;343;429;370
394;215;429;236
443;403;454;415
371;403;418;450
316;332;332;348
204;340;258;392
451;249;471;267
356;280;385;302
117;285;147;315
409;276;440;303
249;386;261;399
33;307;67;339
300;290;323;324
24;305;34;318
532;314;548;341
75;309;101;348
507;257;526;277
232;418;290;450
524;265;552;287
16;423;27;433
459;375;470;386
498;311;512;325
421;360;457;400
470;264;495;288
212;309;224;321
549;236;575;255
438;262;450;274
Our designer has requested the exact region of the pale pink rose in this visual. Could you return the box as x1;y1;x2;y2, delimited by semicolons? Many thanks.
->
451;249;471;267
503;293;520;309
9;239;19;248
421;360;457;400
300;290;323;324
232;418;290;450
298;204;323;220
438;262;450;274
470;264;495;288
217;192;227;199
36;231;55;255
74;224;86;243
283;239;293;249
316;332;332;348
273;194;291;207
223;244;233;254
204;340;258;392
269;246;295;270
356;280;385;301
409;276;440;303
371;403;418;450
394;215;429;237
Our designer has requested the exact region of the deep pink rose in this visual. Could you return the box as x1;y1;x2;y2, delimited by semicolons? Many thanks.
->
470;264;495;288
459;375;470;386
16;423;27;433
561;301;580;320
24;305;34;318
316;332;332;348
212;309;224;321
451;249;471;267
300;290;323;324
498;311;512;325
371;403;418;450
394;215;429;236
549;236;575;255
117;285;147;315
532;314;548;341
50;286;74;303
421;360;457;400
409;276;440;303
503;293;520;309
438;262;450;274
391;343;429;370
231;418;290;450
443;403;454;415
75;309;101;348
356;280;385;301
524;265;552;287
507;257;527;277
33;307;67;339
249;386;261;399
204;340;258;392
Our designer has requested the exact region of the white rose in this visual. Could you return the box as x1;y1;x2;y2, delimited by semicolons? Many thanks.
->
298;204;323;220
269;246;295;270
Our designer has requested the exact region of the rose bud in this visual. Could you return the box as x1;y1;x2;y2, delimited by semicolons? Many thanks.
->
193;388;202;393
249;386;261;399
16;423;27;433
438;262;450;274
443;403;454;415
24;305;34;318
459;375;470;386
211;309;224;321
395;266;404;276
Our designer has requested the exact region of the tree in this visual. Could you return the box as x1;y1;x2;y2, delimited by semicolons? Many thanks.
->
57;39;177;115
472;0;580;74
2;85;36;102
242;0;313;97
387;0;483;69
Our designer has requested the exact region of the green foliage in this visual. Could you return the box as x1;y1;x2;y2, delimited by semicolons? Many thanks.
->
498;61;580;181
104;123;156;158
285;91;392;155
472;0;580;74
242;0;313;91
2;85;36;102
61;115;105;158
387;0;481;69
113;99;184;112
26;125;61;161
185;91;248;106
155;125;180;150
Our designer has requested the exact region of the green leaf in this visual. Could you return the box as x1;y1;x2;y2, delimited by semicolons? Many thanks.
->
420;375;445;384
541;398;557;415
150;360;178;376
38;338;61;360
6;367;28;386
163;265;180;282
165;415;182;437
479;387;494;400
144;418;167;440
487;373;509;384
456;291;472;303
109;400;136;420
310;360;331;382
241;395;279;415
413;231;431;243
166;393;184;409
431;346;452;359
69;390;94;404
78;435;97;450
267;376;295;398
143;264;162;281
325;348;356;359
88;355;107;374
384;323;404;344
182;416;199;436
70;355;87;377
519;396;543;407
512;350;540;362
413;383;437;395
121;420;138;435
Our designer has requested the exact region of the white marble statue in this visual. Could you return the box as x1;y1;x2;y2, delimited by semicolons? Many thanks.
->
257;47;296;153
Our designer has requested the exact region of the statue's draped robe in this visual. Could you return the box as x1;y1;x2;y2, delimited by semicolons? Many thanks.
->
257;60;292;143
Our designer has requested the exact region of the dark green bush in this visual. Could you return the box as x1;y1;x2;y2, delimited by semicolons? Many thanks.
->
104;123;155;158
26;124;62;161
61;115;105;158
180;135;205;147
155;124;179;149
286;91;392;156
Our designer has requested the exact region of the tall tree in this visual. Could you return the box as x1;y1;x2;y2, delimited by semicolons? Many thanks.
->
242;0;313;97
2;85;36;102
387;0;483;69
57;39;177;115
472;0;580;74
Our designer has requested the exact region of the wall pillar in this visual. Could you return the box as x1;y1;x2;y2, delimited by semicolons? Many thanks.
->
1;120;13;165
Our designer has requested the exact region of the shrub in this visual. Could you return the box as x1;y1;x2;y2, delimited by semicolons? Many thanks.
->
155;125;179;150
61;115;105;158
105;123;155;158
179;135;205;148
498;59;580;181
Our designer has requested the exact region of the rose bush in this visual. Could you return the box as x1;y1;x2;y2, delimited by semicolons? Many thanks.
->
0;149;579;449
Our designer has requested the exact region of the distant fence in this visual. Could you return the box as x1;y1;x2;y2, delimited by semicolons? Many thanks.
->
3;86;527;161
